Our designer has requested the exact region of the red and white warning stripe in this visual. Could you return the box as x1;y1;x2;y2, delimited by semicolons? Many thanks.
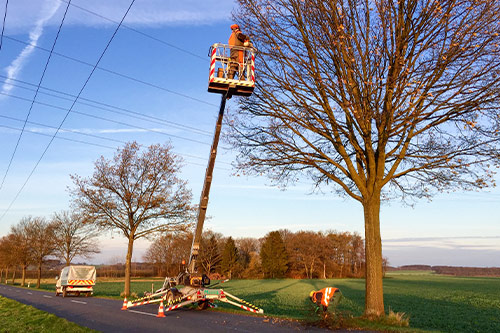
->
209;47;217;83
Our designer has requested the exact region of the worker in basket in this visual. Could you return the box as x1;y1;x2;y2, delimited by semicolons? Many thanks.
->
310;287;342;314
228;24;251;80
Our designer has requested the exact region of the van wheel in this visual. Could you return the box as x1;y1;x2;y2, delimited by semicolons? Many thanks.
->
62;287;67;297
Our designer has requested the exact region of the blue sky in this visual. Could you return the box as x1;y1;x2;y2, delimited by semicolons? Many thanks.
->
0;0;499;267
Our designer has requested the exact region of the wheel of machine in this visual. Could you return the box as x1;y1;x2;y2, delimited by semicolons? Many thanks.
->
76;291;80;297
62;287;67;297
166;290;174;305
197;300;209;310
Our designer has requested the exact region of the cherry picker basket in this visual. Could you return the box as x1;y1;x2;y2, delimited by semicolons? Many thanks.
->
208;43;255;96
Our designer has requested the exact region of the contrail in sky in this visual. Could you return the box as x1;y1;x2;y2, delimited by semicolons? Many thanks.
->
1;0;61;94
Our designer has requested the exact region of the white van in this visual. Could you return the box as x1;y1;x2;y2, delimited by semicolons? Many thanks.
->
55;265;96;297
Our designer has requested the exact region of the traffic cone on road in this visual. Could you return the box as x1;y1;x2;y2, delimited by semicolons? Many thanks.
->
157;300;166;318
121;297;128;310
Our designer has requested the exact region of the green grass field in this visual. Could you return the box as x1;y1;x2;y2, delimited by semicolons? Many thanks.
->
32;273;500;332
0;295;95;332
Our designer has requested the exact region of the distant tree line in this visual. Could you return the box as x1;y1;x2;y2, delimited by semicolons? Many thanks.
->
0;211;100;288
390;265;500;277
143;229;367;279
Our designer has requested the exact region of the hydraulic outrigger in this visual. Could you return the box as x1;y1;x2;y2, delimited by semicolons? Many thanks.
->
124;43;262;315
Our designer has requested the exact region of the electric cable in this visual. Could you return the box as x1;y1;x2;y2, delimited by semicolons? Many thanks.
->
0;113;232;166
0;91;212;146
0;75;212;136
0;123;231;170
57;0;206;62
3;35;218;107
0;0;8;52
0;0;137;222
0;0;72;191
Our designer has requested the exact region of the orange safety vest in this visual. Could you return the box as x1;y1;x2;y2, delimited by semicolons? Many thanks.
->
312;287;338;307
229;30;245;63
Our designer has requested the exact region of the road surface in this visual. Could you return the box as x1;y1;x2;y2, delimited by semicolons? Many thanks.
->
0;284;330;332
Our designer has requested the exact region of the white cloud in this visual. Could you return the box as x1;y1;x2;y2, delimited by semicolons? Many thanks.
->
2;0;234;33
383;236;500;251
1;0;61;94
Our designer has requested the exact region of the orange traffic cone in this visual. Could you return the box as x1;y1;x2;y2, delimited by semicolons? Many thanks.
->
121;297;128;310
157;300;166;318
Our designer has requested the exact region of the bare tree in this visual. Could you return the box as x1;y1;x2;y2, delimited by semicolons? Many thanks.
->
230;0;500;317
287;231;323;278
143;235;172;276
199;231;223;275
235;237;259;271
52;210;101;266
10;217;35;286
23;216;57;288
143;232;192;276
0;235;17;284
71;142;194;296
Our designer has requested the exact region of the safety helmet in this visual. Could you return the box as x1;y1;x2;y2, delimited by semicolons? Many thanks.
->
309;291;315;298
231;24;240;30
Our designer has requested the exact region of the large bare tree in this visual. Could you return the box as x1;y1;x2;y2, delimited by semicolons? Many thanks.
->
230;0;500;317
52;210;101;266
71;142;194;296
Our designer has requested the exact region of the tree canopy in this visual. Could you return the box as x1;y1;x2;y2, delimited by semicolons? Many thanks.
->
231;0;500;316
71;141;194;296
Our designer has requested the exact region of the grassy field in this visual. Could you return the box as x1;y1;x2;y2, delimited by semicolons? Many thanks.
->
24;273;500;332
0;295;95;332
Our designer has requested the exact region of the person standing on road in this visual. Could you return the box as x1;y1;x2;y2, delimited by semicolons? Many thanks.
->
228;24;250;80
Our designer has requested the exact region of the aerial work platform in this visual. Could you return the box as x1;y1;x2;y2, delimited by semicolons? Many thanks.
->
208;43;255;97
122;41;262;316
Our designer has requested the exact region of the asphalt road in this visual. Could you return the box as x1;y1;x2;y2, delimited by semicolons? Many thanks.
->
0;284;330;332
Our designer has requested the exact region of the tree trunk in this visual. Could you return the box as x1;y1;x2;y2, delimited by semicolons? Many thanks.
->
124;235;135;297
363;195;385;318
11;269;16;284
21;265;26;287
36;262;42;288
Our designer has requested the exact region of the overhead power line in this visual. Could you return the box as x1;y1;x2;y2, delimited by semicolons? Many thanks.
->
0;123;116;150
0;91;212;146
0;75;212;136
0;0;137;222
0;121;231;168
0;0;8;52
58;0;207;62
0;0;72;192
3;35;217;108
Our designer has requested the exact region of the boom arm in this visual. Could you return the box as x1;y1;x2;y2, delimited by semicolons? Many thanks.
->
188;92;228;274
